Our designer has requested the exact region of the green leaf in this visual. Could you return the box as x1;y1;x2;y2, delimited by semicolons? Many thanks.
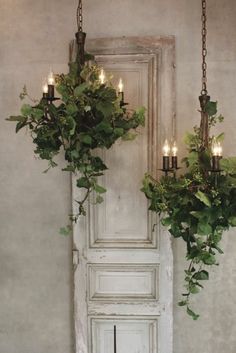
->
96;101;114;118
161;217;172;227
56;83;70;100
59;225;72;236
6;115;26;122
197;221;212;236
201;252;216;265
134;106;146;126
90;156;107;171
96;195;104;204
65;116;76;136
98;87;117;101
122;132;138;141
16;120;27;133
195;190;211;207
79;134;92;145
205;101;217;116
187;151;199;168
94;184;106;194
66;103;78;115
229;216;236;226
187;306;200;320
212;244;224;254
32;108;44;120
220;157;236;174
189;284;200;294
84;52;95;61
76;177;91;189
74;82;89;96
216;132;225;142
96;120;113;134
190;211;204;219
68;62;79;77
21;104;32;116
178;300;187;307
193;270;209;281
114;127;124;137
62;165;76;172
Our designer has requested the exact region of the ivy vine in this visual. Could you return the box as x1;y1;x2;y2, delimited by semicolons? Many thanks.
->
142;101;236;319
7;58;145;234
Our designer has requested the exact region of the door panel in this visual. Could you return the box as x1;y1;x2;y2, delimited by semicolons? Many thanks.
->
88;264;159;301
89;55;156;249
72;36;175;353
90;318;157;353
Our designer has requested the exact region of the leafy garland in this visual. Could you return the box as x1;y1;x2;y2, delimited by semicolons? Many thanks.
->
142;101;236;320
7;58;145;233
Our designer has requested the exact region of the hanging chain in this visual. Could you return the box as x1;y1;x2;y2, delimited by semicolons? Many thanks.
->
201;0;208;95
77;0;83;32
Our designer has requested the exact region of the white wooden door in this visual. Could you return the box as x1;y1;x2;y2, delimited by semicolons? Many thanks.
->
72;36;175;353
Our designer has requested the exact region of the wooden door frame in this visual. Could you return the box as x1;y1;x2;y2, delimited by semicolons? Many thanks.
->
72;36;176;353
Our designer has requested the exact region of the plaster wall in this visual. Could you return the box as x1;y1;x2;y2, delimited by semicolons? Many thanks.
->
0;1;236;353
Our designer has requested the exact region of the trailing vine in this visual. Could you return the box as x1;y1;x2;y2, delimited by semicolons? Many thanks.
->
142;101;236;319
7;59;145;234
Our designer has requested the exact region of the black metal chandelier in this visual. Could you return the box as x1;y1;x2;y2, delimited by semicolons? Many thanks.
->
161;0;222;175
41;0;126;108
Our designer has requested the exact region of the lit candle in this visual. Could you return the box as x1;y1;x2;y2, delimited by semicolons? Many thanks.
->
118;78;124;105
47;70;55;99
217;142;222;158
99;68;106;84
171;141;178;169
48;70;55;85
162;139;170;171
42;78;48;99
118;78;124;93
211;138;222;171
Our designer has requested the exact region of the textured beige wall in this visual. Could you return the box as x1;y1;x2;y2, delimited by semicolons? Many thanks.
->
0;1;236;353
0;1;75;352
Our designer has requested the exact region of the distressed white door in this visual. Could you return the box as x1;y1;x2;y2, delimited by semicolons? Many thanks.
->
72;36;175;353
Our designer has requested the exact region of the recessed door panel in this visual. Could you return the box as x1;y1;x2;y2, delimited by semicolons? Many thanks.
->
88;264;159;301
91;318;157;353
89;55;157;249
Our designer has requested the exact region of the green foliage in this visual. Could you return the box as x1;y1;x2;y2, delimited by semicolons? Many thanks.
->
141;101;236;319
7;60;145;230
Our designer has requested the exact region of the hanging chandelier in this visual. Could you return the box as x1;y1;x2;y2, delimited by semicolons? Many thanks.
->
142;0;236;319
7;0;145;234
160;0;222;174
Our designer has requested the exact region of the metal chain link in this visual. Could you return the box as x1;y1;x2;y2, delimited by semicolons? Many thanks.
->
201;0;208;95
77;0;83;32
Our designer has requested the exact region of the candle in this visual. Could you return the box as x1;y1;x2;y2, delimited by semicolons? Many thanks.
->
171;141;178;169
211;138;222;171
99;68;106;84
42;78;48;99
217;142;222;158
48;70;55;85
118;78;124;105
47;70;55;99
118;78;124;93
162;139;170;171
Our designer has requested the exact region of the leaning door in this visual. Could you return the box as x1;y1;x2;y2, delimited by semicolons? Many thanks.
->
72;36;175;353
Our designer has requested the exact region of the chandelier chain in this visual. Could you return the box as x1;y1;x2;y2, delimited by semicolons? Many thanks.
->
201;0;207;95
77;0;83;32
